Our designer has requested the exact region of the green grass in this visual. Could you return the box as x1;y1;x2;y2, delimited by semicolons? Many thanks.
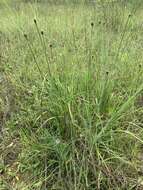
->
0;1;143;189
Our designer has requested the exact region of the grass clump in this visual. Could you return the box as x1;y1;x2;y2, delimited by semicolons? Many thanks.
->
0;1;143;189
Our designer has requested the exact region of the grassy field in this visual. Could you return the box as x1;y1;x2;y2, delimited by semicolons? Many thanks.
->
0;0;143;189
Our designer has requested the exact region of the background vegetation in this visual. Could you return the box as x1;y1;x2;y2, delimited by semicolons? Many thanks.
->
0;0;143;189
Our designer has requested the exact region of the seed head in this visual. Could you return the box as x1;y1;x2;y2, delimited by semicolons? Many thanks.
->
91;22;94;27
98;21;101;24
106;71;109;75
129;14;132;17
41;31;44;35
34;18;37;24
49;44;53;48
24;34;28;39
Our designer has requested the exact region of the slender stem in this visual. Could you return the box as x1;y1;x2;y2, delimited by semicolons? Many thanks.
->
34;20;52;77
24;35;43;79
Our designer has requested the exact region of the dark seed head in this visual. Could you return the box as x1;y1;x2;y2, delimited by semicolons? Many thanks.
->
34;19;37;24
106;71;109;75
49;44;53;48
98;21;101;24
24;34;28;39
139;64;141;68
41;31;44;35
91;22;94;27
129;14;132;17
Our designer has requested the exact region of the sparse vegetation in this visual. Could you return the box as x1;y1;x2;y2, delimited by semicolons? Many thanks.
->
0;0;143;189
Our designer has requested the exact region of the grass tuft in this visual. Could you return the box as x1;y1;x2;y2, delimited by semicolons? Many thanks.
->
0;1;143;189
